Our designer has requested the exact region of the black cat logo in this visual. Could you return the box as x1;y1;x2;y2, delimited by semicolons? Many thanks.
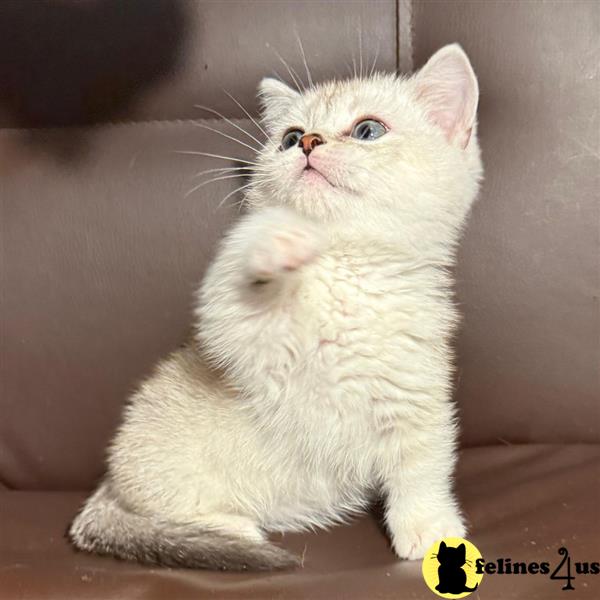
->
435;541;479;595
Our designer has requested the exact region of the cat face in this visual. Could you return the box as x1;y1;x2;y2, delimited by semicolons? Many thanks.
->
438;541;467;567
246;44;482;241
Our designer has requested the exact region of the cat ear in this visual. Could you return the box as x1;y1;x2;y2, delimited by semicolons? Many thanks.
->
439;541;447;550
259;78;299;104
414;43;479;149
458;543;466;554
258;78;300;129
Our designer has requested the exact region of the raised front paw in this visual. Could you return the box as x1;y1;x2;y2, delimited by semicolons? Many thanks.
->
391;508;466;561
246;209;324;282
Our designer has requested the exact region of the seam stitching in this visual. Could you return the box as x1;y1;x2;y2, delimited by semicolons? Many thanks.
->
0;116;257;134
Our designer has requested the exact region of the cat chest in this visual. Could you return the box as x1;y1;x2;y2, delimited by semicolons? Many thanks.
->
296;259;417;362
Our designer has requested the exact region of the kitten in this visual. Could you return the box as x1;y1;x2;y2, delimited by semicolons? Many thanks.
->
68;43;482;571
435;541;479;594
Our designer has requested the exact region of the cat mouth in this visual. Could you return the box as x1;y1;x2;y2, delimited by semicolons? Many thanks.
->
302;165;335;187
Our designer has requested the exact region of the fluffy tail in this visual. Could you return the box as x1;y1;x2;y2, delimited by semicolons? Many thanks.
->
68;483;299;571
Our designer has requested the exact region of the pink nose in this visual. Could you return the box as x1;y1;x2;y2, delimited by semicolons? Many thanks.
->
299;133;324;156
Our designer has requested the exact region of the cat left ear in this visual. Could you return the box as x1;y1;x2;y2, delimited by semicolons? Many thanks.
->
414;44;479;149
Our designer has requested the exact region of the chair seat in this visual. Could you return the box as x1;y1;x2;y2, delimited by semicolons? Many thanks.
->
1;444;598;599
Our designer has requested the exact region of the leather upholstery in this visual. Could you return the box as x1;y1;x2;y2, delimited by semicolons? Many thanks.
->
1;446;598;600
412;0;600;448
1;1;598;598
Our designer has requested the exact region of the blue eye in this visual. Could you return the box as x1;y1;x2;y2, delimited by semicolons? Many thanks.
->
351;119;387;141
281;129;304;150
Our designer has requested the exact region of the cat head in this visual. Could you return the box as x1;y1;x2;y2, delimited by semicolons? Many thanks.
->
245;44;482;245
437;541;467;567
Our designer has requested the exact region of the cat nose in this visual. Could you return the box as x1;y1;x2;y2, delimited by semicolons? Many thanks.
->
299;133;324;156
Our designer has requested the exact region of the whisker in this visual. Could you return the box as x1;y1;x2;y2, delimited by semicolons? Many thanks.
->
194;104;266;149
358;25;364;77
369;42;381;77
295;30;313;88
288;62;306;91
185;173;250;198
191;166;254;180
270;68;295;91
192;121;261;154
222;90;272;143
235;196;247;213
218;182;253;208
172;151;258;166
268;44;304;91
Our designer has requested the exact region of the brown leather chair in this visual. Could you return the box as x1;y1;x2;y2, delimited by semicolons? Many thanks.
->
1;2;598;598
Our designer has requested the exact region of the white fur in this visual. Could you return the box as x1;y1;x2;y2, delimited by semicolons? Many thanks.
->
106;44;483;562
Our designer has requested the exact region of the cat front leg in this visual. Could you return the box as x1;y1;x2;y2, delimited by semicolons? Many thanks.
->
195;207;324;377
244;208;324;285
378;416;466;561
199;207;324;298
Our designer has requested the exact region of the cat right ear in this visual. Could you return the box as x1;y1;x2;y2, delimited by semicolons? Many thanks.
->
414;44;479;149
258;78;300;130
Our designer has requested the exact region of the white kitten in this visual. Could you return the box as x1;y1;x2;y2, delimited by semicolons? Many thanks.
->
69;44;482;570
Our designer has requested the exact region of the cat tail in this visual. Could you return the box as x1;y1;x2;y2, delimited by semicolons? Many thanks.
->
67;482;300;571
464;583;479;592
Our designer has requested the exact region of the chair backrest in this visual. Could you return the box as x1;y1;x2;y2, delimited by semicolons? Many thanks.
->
1;0;597;490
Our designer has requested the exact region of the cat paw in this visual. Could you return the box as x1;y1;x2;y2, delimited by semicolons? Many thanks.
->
391;510;466;561
246;210;324;282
